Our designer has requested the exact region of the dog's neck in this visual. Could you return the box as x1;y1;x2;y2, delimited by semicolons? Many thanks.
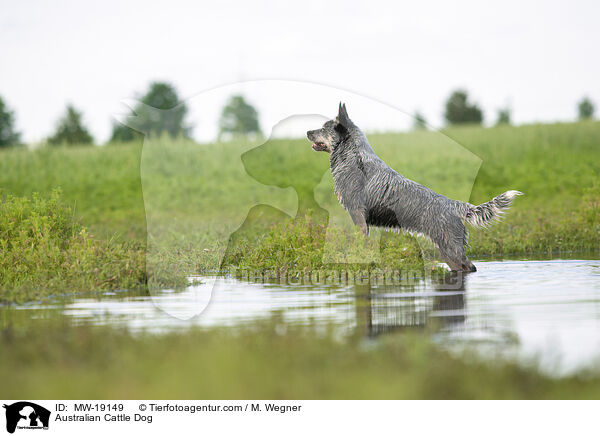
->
329;129;373;173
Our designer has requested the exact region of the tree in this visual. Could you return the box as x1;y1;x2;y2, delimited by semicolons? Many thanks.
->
0;95;21;147
413;111;427;130
110;121;142;143
496;108;511;125
578;97;595;120
48;104;93;145
218;95;261;140
444;89;483;125
111;82;190;142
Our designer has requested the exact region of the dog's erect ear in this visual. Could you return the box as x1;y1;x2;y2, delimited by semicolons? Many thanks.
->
337;102;352;129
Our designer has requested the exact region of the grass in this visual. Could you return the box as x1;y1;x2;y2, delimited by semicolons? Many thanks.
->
446;121;600;255
468;183;600;256
0;190;146;304
0;319;599;399
0;121;599;301
222;212;428;276
0;141;147;240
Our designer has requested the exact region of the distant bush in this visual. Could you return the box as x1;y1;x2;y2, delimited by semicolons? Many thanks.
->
578;97;595;120
413;111;427;130
444;90;483;125
0;95;21;147
0;190;145;303
110;123;142;143
496;108;511;125
218;95;261;140
48;105;94;145
110;82;190;142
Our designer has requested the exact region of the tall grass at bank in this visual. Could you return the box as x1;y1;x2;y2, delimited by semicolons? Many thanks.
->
0;190;146;303
222;212;427;275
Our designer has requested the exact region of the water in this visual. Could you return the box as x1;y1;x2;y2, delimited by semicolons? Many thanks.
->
4;259;600;375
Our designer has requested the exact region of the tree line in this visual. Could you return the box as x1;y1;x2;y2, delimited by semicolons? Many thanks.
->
414;90;596;130
0;83;596;147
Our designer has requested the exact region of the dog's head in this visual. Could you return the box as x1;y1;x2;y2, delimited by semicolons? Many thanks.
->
307;103;354;153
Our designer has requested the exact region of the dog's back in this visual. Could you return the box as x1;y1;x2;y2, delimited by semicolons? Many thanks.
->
331;132;464;239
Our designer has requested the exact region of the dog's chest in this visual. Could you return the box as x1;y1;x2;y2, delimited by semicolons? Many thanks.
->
330;160;365;209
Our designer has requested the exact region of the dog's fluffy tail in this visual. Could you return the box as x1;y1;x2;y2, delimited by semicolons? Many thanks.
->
460;190;523;227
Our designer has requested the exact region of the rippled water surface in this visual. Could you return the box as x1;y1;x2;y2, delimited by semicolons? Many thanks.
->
5;259;600;374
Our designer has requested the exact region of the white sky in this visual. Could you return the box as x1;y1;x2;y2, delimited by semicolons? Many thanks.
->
1;0;599;143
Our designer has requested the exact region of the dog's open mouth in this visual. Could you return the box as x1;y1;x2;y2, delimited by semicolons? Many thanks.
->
312;142;328;152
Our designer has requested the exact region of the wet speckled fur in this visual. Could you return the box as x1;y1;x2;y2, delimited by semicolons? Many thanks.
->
307;103;522;272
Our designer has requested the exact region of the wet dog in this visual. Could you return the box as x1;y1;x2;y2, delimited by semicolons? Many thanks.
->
307;103;522;272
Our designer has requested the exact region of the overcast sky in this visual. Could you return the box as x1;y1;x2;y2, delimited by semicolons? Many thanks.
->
1;0;599;143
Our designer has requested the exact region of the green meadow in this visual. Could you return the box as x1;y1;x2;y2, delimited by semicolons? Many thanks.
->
1;120;599;303
1;121;600;300
1;120;599;398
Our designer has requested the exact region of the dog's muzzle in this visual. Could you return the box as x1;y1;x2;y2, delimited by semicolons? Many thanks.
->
311;142;329;151
307;130;329;152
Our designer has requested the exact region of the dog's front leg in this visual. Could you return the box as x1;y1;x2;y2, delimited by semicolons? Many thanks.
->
349;209;369;236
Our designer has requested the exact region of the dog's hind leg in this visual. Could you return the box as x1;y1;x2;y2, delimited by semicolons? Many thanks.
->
458;249;477;272
436;246;463;271
436;239;476;272
439;219;477;272
448;247;476;272
348;209;369;236
462;258;476;272
458;226;477;272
